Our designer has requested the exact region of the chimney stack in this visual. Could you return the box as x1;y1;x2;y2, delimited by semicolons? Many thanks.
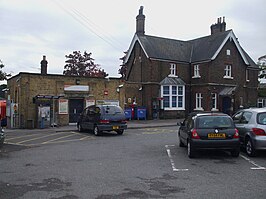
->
136;6;145;35
210;17;226;35
40;55;48;75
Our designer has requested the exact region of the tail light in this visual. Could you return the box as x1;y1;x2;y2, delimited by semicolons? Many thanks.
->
252;128;266;136
191;129;200;139
100;119;110;124
233;128;239;138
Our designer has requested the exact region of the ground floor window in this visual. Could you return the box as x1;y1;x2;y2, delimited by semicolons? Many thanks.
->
211;93;218;111
161;85;185;110
258;98;266;108
195;93;203;110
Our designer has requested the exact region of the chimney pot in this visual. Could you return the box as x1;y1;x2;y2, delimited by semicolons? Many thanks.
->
136;6;145;35
40;55;48;75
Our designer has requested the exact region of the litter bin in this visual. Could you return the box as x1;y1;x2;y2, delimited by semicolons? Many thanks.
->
124;108;132;120
137;107;147;120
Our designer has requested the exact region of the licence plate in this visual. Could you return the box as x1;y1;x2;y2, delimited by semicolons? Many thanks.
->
113;126;119;130
208;133;226;138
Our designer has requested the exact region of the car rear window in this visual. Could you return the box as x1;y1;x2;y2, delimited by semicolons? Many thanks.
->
102;106;123;115
197;116;234;129
257;113;266;125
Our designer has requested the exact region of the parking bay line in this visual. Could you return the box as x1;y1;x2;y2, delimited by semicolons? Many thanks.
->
16;131;73;144
165;145;189;172
240;155;266;170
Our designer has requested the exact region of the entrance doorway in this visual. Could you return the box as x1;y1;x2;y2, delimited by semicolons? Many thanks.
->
69;99;84;123
222;97;231;115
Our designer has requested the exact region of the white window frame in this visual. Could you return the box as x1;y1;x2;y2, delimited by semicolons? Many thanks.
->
169;63;176;77
192;64;201;78
226;49;231;56
246;69;250;82
195;93;203;110
224;64;233;79
211;93;218;111
161;85;185;110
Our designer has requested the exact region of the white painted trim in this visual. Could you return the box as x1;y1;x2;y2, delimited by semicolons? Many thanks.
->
124;34;149;64
211;31;249;65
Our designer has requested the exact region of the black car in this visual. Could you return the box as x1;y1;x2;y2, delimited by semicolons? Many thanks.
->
77;105;127;136
232;108;266;156
178;112;240;158
0;127;4;148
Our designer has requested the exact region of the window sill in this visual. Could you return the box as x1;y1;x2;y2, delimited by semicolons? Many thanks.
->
192;76;201;79
223;76;234;79
194;108;204;111
164;108;185;111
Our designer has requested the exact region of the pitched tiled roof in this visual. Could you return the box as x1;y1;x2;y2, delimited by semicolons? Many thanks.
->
160;76;185;85
138;35;192;63
189;30;231;62
126;30;257;68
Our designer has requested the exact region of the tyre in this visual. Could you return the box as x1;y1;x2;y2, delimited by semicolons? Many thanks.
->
94;125;101;136
246;138;256;157
187;140;195;158
231;148;240;157
77;124;83;132
179;134;185;147
116;130;124;135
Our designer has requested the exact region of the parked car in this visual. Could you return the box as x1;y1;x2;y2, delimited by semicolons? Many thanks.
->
178;112;240;158
232;108;266;156
77;105;127;136
0;127;4;148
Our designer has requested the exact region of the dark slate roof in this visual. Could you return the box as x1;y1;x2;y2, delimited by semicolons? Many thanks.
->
138;35;192;63
137;31;231;63
160;76;185;85
134;30;257;68
189;30;231;62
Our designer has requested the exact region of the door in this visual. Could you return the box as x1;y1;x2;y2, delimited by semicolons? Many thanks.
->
69;99;84;123
222;97;231;115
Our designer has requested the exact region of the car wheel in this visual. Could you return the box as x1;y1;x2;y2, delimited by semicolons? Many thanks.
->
187;140;195;158
77;124;83;132
246;138;256;157
94;125;101;136
179;134;185;147
116;130;124;135
231;148;240;157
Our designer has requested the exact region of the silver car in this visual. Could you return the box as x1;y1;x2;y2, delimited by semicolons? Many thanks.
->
232;108;266;156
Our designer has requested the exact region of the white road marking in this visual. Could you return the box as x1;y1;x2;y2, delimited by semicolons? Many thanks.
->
240;155;266;170
165;145;189;172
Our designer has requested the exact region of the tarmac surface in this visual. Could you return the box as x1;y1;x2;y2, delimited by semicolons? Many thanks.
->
3;119;182;134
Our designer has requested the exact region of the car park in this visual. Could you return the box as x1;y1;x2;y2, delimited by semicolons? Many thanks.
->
232;108;266;156
178;112;240;158
77;105;127;136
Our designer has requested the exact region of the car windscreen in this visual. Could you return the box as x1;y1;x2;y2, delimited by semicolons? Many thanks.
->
197;116;234;129
102;106;123;115
257;112;266;125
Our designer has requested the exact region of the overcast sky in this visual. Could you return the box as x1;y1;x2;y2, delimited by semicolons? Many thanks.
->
0;0;265;82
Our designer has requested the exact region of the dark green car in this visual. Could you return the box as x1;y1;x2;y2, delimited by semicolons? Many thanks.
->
77;105;127;136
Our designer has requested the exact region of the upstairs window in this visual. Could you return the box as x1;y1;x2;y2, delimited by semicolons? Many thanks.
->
193;64;200;78
224;64;233;79
169;63;176;76
246;69;250;82
226;49;231;56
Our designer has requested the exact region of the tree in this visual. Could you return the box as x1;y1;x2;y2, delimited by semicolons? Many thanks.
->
0;59;11;80
118;51;127;79
258;55;266;79
63;51;108;77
